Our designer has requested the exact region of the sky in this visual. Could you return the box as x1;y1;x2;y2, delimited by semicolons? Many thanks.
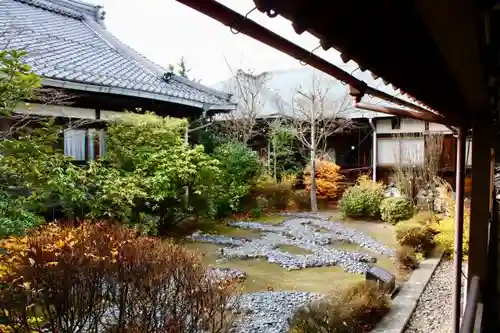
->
86;0;344;85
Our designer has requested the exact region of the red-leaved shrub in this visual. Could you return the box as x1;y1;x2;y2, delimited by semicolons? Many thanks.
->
0;223;236;333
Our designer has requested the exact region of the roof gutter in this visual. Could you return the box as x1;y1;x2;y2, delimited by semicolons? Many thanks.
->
176;0;445;121
353;101;454;126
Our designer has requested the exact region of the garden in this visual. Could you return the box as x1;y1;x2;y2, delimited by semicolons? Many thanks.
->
0;49;467;333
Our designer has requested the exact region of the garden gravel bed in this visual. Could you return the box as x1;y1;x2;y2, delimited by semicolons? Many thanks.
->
231;292;320;333
403;260;466;333
208;267;247;282
190;214;394;274
190;213;397;333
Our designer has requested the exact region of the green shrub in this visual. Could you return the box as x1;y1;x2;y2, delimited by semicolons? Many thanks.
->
395;245;422;269
292;189;310;211
290;281;391;333
250;196;269;218
251;174;294;211
0;191;43;237
395;221;435;256
209;141;262;217
339;176;385;218
380;197;414;224
90;113;221;232
408;211;441;226
433;215;469;260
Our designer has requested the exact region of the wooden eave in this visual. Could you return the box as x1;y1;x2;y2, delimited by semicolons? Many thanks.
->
253;0;490;125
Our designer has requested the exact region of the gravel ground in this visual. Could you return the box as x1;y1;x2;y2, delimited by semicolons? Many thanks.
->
190;213;397;333
190;213;394;274
231;292;320;333
404;260;466;333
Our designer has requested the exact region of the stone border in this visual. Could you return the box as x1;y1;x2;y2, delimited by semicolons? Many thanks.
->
371;252;444;333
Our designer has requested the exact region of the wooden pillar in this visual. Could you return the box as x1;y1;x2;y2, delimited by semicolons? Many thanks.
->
468;113;494;293
369;118;377;182
452;127;467;333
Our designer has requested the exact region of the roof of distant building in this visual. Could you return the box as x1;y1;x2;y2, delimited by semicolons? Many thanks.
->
213;66;409;120
0;0;235;110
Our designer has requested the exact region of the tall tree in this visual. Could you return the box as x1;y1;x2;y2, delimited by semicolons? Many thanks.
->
168;56;198;81
285;74;353;212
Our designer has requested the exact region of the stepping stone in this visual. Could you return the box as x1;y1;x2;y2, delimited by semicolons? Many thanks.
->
366;266;396;292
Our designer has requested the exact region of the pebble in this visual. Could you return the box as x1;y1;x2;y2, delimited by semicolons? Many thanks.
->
404;260;466;333
190;214;394;275
208;267;247;282
231;292;320;333
189;213;397;333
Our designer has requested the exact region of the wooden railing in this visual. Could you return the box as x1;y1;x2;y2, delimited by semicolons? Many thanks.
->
460;276;482;333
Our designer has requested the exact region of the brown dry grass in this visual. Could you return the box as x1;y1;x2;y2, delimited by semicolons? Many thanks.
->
289;281;391;333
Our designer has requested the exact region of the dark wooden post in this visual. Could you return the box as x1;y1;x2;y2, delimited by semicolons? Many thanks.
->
452;126;466;333
468;113;494;310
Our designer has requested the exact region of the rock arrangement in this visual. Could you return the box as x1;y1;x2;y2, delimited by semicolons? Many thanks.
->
208;267;247;282
189;213;396;333
231;292;320;333
190;213;394;274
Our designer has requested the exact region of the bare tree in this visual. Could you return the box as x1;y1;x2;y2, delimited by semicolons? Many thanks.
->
285;74;353;212
218;67;270;143
392;132;444;209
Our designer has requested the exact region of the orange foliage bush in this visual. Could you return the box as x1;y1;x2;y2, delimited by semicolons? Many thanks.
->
304;160;343;200
0;223;236;333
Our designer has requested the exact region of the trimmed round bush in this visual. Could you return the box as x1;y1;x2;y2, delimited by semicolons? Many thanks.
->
339;186;384;218
380;197;414;224
395;221;435;255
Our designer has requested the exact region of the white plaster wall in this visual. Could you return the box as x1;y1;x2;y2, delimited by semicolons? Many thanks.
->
376;118;452;134
377;138;400;165
377;137;425;166
375;118;426;134
429;122;452;133
466;139;473;166
15;103;96;119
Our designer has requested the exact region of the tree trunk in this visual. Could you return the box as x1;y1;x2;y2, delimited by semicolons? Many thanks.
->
310;149;318;212
273;141;277;183
310;118;318;212
184;124;189;209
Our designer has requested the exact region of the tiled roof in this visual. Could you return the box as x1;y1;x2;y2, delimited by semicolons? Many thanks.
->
0;0;235;109
214;67;401;120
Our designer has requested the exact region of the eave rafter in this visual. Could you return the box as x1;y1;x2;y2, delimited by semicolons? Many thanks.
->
176;0;462;126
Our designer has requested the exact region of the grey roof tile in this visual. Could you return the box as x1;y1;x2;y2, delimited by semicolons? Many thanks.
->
0;0;235;108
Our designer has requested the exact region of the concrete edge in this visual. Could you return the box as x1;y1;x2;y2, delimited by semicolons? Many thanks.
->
371;251;444;333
